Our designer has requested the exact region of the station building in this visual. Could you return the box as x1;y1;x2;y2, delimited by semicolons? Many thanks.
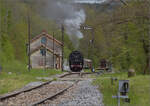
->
30;31;62;69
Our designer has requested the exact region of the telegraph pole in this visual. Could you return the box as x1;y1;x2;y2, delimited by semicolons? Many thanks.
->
27;7;31;71
53;32;55;69
0;1;2;71
61;24;64;72
148;0;150;74
82;26;94;71
91;28;94;69
44;40;47;71
0;1;1;39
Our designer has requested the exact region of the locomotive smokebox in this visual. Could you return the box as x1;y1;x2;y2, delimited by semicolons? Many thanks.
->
69;51;84;72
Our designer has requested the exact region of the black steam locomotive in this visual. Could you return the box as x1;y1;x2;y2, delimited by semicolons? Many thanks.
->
69;51;84;72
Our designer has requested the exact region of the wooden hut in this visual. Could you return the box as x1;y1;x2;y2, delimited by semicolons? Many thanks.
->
30;31;62;69
83;59;92;69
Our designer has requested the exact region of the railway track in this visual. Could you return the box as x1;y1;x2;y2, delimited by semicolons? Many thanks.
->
30;80;79;106
59;72;94;78
0;72;68;101
0;72;95;106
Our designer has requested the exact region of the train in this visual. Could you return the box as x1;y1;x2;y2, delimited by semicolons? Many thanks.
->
69;51;84;72
99;59;111;71
69;51;112;72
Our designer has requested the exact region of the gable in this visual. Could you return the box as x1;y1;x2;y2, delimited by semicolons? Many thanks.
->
31;31;63;46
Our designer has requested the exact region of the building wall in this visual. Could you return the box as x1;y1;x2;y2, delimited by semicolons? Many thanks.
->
46;37;62;55
31;38;41;51
30;35;62;69
31;36;62;55
31;50;61;69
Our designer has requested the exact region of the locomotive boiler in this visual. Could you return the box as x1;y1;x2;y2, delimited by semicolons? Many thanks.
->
69;51;84;72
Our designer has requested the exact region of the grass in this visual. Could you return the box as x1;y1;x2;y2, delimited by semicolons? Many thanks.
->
93;72;150;106
0;61;63;94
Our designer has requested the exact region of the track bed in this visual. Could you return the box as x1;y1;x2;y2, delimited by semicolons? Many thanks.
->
0;72;100;106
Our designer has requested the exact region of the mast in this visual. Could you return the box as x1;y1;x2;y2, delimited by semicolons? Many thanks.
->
53;32;55;69
27;7;31;71
61;24;64;72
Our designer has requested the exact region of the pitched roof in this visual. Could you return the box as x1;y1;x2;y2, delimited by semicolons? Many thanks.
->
31;31;63;46
84;59;92;62
30;44;60;57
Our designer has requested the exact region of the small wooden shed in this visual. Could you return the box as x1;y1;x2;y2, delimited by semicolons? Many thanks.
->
83;59;92;69
30;31;62;69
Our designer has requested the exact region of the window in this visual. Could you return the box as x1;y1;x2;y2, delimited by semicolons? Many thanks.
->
41;37;47;44
40;48;46;56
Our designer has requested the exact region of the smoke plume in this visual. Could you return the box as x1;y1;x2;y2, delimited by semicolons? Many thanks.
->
36;0;86;39
27;0;107;46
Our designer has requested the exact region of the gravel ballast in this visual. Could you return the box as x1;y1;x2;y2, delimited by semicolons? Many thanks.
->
0;73;103;106
0;82;71;106
42;79;104;106
59;80;104;106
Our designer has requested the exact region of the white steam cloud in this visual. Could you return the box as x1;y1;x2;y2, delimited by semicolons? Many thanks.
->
31;0;106;46
64;9;86;38
38;0;86;39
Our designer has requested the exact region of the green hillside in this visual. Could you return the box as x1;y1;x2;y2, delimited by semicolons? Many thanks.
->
80;0;150;74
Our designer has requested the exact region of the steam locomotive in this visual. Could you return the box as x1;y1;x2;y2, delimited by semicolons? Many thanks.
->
69;51;84;72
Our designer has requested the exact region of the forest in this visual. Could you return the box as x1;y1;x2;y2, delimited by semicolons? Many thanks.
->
79;0;150;74
0;0;150;74
0;0;74;72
